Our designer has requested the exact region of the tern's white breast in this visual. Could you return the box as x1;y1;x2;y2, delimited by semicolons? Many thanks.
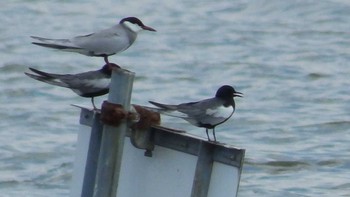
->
206;105;233;119
84;78;110;88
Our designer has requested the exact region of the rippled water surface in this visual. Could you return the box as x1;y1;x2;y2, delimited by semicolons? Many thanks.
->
1;0;350;196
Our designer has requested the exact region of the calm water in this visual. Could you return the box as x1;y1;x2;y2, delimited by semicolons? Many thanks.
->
1;0;350;196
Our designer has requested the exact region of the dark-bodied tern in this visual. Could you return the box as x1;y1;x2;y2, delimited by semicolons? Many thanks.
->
149;85;243;141
25;63;120;109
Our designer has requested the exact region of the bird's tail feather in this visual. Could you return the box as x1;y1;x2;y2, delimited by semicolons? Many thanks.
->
141;105;165;113
25;72;68;88
32;42;82;50
149;101;178;110
28;67;63;79
31;36;82;51
146;102;187;119
31;36;69;43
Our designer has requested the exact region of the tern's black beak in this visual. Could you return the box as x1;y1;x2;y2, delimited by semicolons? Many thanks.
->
233;91;243;97
142;25;157;32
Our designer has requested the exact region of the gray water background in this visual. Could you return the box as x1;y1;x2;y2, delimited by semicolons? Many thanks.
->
1;0;350;196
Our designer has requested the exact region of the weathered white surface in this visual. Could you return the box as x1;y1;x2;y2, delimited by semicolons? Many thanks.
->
70;125;91;197
208;162;240;197
70;125;242;197
116;140;197;197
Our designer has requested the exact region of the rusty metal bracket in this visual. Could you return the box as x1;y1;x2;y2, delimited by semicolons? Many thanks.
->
100;101;161;157
129;105;161;157
100;101;138;126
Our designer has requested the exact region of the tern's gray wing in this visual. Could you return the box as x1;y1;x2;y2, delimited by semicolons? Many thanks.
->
176;98;219;115
56;70;110;92
176;98;231;127
72;25;136;56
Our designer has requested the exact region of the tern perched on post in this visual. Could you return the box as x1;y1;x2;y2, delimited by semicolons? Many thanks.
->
31;17;156;65
149;85;243;141
25;63;120;109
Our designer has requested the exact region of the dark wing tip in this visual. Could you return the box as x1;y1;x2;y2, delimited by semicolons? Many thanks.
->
149;101;158;106
148;101;175;110
149;101;164;108
24;72;42;80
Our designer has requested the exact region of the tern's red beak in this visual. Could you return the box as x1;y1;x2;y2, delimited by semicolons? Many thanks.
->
142;25;156;32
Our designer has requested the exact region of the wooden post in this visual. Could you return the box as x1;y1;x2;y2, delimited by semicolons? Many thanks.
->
93;68;135;197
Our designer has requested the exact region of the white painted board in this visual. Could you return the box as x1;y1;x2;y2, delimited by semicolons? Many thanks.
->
70;125;91;197
208;162;240;197
117;141;197;197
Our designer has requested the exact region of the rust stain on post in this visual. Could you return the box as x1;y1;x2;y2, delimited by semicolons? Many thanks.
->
129;105;161;156
100;101;128;126
100;102;161;134
131;105;161;130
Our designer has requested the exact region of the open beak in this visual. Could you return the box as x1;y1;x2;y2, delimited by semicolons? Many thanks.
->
142;25;157;32
234;91;243;97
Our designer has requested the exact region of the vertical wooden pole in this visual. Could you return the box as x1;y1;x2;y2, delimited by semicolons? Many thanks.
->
93;68;135;197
